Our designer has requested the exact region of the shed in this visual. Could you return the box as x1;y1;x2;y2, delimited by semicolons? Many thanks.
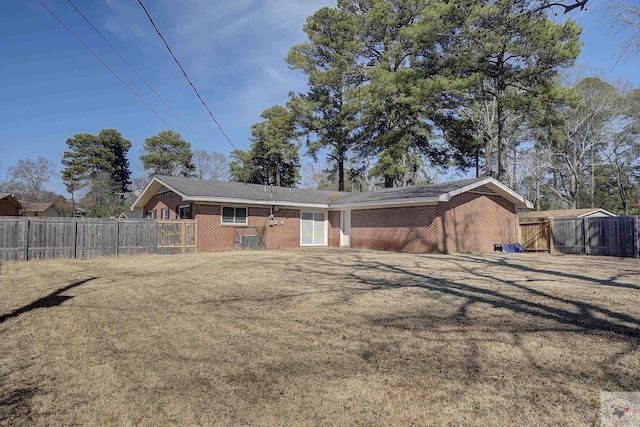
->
0;193;24;216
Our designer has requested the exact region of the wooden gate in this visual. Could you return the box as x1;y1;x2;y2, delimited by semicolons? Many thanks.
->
519;219;551;252
157;220;197;254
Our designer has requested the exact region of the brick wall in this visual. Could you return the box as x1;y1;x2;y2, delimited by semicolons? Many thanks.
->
144;192;303;251
350;193;517;253
145;192;184;219
328;211;341;248
351;205;439;252
194;205;301;251
437;193;516;253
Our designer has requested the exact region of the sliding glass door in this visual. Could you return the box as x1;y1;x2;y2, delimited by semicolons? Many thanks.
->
301;212;326;246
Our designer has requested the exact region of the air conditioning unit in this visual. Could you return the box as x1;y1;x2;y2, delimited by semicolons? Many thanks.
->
241;235;257;250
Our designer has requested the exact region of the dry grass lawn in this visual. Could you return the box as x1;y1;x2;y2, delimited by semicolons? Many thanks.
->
0;249;639;426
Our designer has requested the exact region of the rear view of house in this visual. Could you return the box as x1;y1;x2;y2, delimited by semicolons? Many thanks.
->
131;176;532;253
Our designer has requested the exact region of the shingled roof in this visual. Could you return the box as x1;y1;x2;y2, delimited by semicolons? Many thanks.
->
131;175;532;210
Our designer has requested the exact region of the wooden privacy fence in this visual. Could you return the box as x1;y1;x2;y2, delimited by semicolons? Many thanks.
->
0;217;196;262
518;216;639;258
553;216;638;257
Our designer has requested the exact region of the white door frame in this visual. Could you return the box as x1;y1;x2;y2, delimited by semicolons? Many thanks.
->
300;210;328;246
340;210;351;247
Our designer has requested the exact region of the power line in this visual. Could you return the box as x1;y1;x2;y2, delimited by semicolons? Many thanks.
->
37;0;179;133
66;0;213;151
135;0;239;153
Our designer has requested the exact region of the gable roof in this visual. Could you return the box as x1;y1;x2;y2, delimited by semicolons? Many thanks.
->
131;175;533;210
518;208;616;219
22;201;55;213
0;193;23;209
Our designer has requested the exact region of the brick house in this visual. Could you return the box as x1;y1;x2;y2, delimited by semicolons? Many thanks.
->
131;175;532;253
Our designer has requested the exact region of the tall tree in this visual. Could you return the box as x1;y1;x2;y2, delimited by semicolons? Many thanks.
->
345;0;455;187
458;0;582;184
229;106;301;187
7;156;56;202
61;129;132;194
287;6;364;191
140;130;195;177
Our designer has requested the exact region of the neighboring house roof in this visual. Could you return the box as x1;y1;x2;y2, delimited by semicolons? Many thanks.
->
119;211;144;219
132;175;533;210
0;192;24;209
22;202;56;213
518;208;616;219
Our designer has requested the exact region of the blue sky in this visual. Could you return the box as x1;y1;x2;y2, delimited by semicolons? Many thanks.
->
0;0;638;196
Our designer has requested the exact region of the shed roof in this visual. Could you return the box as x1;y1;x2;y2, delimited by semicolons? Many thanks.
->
131;175;533;210
22;202;55;212
518;208;616;219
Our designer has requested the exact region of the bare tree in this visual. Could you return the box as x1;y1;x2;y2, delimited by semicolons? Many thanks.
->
193;149;228;181
7;156;56;202
606;1;640;58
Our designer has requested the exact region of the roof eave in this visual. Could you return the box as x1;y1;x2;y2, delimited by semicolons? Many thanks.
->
438;177;533;209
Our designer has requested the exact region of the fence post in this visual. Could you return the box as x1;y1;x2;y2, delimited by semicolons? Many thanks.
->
115;220;120;258
181;221;186;254
582;218;588;256
549;219;554;254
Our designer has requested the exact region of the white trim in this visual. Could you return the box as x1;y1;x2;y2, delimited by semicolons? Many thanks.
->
161;207;170;219
192;196;328;209
340;210;351;247
335;199;439;209
220;206;248;225
577;209;617;218
300;210;328;246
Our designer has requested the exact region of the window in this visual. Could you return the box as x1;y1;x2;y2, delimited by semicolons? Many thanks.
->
301;211;326;246
178;205;192;219
147;209;157;219
161;208;170;219
221;206;247;225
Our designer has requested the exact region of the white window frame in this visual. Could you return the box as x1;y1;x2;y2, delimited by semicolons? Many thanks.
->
147;209;157;219
178;204;192;219
300;210;328;246
161;208;170;219
221;206;248;225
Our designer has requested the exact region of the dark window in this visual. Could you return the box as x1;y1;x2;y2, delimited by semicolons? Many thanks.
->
178;205;192;219
221;206;247;224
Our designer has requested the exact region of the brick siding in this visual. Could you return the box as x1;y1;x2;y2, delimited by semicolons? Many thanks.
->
328;211;341;248
351;193;516;253
351;205;439;252
144;194;304;251
145;190;517;253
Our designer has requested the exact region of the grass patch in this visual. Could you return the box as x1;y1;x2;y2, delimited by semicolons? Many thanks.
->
0;249;639;426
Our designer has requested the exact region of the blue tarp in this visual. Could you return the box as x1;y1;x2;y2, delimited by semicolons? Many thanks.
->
493;243;524;253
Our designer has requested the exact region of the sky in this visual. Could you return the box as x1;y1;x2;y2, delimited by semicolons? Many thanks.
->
1;0;638;196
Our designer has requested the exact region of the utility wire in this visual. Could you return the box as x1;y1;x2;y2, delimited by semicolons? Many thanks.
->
37;0;178;133
135;0;239;153
66;0;213;151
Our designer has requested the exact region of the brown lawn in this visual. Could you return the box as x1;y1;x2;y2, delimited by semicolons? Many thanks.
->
0;249;639;426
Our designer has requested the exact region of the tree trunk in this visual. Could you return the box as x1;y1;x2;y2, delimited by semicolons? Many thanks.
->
384;175;394;188
589;139;595;208
496;102;508;184
512;145;517;190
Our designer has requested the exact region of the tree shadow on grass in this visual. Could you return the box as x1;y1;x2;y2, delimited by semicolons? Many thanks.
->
0;277;98;324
